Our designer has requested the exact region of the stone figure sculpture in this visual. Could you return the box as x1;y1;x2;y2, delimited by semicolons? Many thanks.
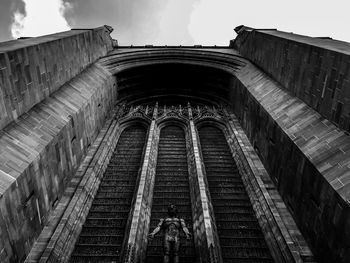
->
148;204;192;263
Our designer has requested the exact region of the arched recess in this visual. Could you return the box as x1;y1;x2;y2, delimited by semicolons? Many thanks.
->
156;117;188;130
100;48;246;106
93;48;313;263
195;119;229;135
119;118;151;132
196;121;274;262
119;117;151;144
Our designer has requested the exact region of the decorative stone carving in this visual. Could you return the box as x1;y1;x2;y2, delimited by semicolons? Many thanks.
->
157;104;189;122
116;103;155;121
117;102;229;123
191;104;225;122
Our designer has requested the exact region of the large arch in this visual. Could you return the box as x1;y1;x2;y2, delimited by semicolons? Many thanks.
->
100;48;246;105
94;48;315;262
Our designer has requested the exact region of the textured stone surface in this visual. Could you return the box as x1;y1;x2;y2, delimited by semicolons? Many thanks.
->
233;26;350;131
224;113;315;262
0;26;113;130
231;60;350;262
28;117;120;262
0;63;116;262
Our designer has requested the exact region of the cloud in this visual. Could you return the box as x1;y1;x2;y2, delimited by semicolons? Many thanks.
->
189;0;350;45
154;0;198;45
62;0;172;45
11;0;72;38
11;11;25;39
188;0;236;45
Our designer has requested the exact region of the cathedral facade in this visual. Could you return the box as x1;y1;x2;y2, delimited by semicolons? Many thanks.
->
0;25;349;262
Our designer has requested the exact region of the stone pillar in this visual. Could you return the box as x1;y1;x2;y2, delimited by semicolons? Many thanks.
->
186;104;223;263
122;104;159;263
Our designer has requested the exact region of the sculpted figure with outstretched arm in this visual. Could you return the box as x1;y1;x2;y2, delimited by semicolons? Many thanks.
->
148;204;192;263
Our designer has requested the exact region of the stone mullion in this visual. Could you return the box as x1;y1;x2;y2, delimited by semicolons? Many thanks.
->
187;104;223;263
122;103;159;263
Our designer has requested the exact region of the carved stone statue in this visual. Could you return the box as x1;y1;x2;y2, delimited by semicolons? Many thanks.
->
148;204;192;263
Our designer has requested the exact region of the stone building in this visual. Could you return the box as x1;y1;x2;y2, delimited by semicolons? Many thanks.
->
0;25;349;262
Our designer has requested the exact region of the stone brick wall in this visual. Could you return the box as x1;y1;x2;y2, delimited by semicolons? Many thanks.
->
40;118;121;262
224;115;314;262
0;63;117;262
0;26;113;130
230;61;350;263
233;26;350;132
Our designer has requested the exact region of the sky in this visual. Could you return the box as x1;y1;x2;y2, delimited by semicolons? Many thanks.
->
1;0;350;46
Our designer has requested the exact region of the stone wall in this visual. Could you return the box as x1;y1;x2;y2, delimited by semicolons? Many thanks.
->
0;63;117;262
224;115;314;262
0;26;113;130
230;61;350;263
233;26;350;131
38;118;121;262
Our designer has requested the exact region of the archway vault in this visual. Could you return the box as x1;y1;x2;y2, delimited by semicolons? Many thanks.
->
99;48;246;105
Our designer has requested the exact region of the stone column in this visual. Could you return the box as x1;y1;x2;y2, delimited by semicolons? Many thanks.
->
122;104;159;263
186;104;223;263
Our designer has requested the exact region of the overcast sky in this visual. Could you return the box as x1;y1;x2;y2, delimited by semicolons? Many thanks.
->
1;0;350;46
